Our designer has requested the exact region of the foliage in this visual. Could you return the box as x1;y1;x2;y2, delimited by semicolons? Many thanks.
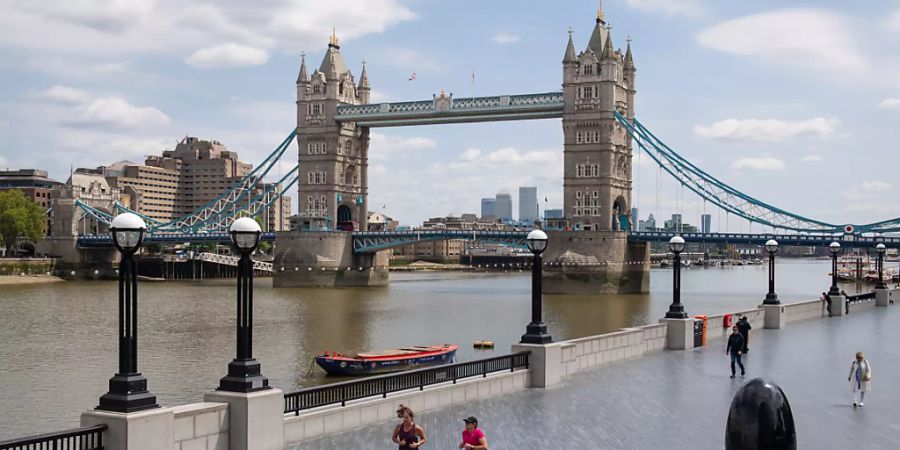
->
0;190;45;254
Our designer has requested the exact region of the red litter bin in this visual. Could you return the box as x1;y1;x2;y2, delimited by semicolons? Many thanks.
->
723;313;733;328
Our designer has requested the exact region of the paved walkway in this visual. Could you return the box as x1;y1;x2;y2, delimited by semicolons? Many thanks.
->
292;304;900;449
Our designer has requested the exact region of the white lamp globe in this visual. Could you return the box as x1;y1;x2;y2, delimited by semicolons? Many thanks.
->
765;239;779;254
876;243;886;254
526;229;548;254
668;236;685;253
829;242;841;254
230;217;262;252
110;213;147;252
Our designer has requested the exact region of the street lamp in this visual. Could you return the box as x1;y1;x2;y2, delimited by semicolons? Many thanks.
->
828;242;841;296
520;229;551;344
875;243;887;289
666;236;688;319
97;213;159;412
217;217;270;392
763;239;780;305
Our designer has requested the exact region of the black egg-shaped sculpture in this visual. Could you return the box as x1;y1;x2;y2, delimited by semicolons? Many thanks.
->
725;378;796;450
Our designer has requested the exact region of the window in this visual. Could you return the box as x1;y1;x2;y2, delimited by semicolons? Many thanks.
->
593;85;599;98
576;191;582;199
583;65;593;75
593;190;599;198
593;131;600;143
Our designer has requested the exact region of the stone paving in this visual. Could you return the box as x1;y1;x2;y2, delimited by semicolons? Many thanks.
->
291;304;900;449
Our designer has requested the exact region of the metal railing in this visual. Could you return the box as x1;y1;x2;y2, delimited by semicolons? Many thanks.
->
284;352;529;415
846;292;876;304
0;425;106;450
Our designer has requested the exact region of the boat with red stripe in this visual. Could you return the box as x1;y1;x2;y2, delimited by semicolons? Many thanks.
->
315;344;458;376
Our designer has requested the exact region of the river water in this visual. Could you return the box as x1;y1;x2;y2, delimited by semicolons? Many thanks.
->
0;259;864;437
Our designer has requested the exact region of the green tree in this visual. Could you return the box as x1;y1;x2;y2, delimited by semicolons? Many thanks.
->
0;190;45;255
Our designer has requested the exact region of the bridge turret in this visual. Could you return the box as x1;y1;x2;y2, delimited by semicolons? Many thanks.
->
357;60;370;104
296;53;309;101
624;37;636;120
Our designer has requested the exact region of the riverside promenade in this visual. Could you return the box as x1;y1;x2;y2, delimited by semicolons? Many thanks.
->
295;302;900;449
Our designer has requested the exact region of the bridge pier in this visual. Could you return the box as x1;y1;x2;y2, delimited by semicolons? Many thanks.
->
37;236;119;279
272;231;388;287
542;231;649;294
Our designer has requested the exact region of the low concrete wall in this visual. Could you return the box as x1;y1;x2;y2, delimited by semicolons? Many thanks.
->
172;403;228;450
851;299;877;313
557;323;667;377
784;299;826;323
283;369;528;445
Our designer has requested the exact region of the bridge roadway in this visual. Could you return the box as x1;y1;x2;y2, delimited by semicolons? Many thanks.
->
75;230;900;251
295;304;900;449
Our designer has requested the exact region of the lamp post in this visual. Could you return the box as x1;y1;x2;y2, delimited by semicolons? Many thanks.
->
666;236;688;319
875;243;887;290
217;217;270;392
520;229;551;344
763;239;779;305
828;242;841;296
97;213;159;412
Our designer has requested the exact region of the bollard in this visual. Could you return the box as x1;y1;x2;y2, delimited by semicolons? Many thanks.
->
725;378;796;450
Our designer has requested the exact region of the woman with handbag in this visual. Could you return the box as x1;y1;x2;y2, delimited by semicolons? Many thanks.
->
848;351;872;407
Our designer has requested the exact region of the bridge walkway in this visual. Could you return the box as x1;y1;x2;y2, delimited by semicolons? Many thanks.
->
294;304;900;449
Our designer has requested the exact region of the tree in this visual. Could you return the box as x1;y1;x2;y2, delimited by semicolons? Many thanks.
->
0;190;45;255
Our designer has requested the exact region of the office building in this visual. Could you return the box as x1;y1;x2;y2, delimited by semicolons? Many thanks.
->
481;198;496;220
0;169;64;235
495;192;513;222
701;214;712;233
544;208;564;219
518;187;538;223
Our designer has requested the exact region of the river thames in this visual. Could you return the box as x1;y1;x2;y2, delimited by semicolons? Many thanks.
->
0;259;863;437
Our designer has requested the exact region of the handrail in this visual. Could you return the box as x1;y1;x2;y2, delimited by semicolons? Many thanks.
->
0;424;107;449
284;352;529;415
846;292;876;304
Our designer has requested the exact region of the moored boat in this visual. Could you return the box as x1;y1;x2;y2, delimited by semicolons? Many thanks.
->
315;344;458;376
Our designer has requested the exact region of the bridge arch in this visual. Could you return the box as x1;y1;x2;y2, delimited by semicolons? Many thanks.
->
612;195;629;231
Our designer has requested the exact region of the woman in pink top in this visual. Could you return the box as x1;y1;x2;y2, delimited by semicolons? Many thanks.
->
458;416;488;450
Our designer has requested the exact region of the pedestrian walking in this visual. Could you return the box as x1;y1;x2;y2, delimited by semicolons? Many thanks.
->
392;404;426;449
848;352;872;407
726;325;745;379
458;416;488;450
735;316;752;353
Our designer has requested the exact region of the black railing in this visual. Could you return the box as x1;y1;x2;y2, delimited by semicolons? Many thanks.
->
284;352;529;415
0;425;107;450
847;292;876;304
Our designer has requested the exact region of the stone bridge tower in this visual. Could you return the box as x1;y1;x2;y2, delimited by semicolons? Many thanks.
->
296;31;370;232
562;6;636;231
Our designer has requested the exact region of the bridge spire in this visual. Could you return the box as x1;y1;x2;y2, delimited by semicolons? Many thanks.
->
563;27;577;64
625;36;634;68
597;0;605;24
297;52;308;84
603;24;616;58
357;59;371;103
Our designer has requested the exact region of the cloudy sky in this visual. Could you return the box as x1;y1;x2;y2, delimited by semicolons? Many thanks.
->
0;0;898;230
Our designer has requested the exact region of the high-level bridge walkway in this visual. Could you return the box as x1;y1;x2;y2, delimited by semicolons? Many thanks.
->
295;303;900;449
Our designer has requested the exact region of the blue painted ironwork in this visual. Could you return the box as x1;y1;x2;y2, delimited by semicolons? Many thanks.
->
77;232;277;248
627;231;900;249
336;92;564;127
352;230;529;253
615;111;900;234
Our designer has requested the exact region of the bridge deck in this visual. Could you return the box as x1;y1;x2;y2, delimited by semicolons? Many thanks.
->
294;304;900;449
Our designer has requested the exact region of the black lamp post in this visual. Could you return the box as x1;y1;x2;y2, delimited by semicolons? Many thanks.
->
665;236;688;319
875;243;886;290
217;217;270;392
828;242;841;296
763;239;780;305
520;229;551;344
97;213;159;412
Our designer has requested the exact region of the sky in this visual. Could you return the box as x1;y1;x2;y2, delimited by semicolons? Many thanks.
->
0;0;899;230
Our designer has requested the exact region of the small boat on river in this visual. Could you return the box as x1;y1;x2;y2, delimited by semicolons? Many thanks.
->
315;344;458;376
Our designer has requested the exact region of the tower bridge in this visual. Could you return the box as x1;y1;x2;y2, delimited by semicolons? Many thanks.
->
61;6;900;291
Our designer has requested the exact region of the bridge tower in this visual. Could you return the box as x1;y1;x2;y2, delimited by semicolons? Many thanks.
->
296;31;370;232
562;6;636;231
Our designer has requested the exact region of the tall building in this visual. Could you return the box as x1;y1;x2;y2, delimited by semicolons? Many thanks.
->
644;213;656;231
562;6;635;231
544;208;564;219
518;187;538;223
295;31;370;232
481;198;496;220
701;213;712;233
671;214;682;231
0;169;64;235
495;192;513;222
631;207;639;231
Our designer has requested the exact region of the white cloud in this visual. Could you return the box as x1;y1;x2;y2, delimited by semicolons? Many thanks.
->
186;43;269;69
878;98;900;109
369;90;391;103
842;181;892;200
369;133;437;161
448;146;559;170
887;9;900;32
696;9;868;73
730;157;786;171
67;97;170;129
460;148;481;161
694;117;839;141
491;33;520;44
800;155;823;162
625;0;706;18
34;86;92;104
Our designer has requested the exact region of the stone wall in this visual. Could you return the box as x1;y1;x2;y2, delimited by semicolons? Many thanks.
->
556;323;667;377
542;230;650;294
784;299;826;323
172;403;228;450
272;230;389;287
283;369;528;445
